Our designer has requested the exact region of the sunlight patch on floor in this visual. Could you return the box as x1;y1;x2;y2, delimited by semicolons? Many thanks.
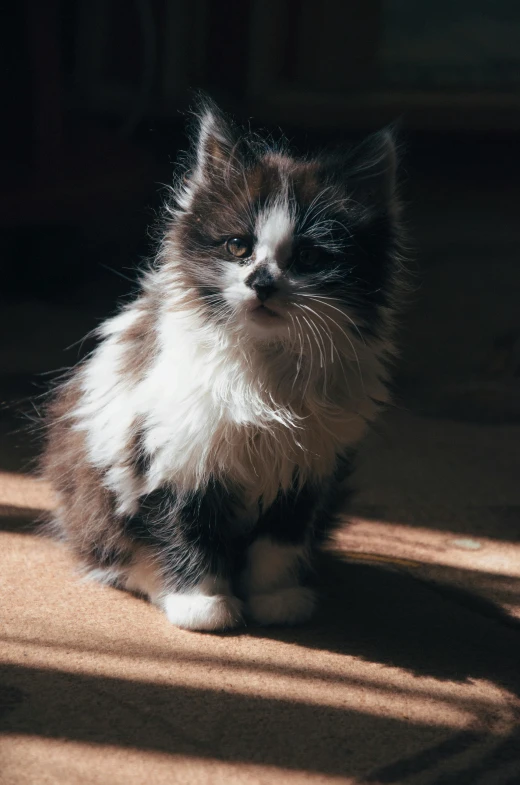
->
335;517;520;578
0;638;514;731
0;736;349;785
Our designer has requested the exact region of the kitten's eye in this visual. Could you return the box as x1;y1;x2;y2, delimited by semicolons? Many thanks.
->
226;237;252;260
296;246;323;269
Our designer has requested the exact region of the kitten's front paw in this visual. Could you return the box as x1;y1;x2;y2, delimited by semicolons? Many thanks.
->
247;586;316;626
163;593;243;631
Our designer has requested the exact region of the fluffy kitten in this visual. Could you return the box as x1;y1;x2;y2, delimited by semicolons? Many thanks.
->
43;100;405;631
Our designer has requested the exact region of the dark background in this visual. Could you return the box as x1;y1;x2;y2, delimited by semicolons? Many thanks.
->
2;0;520;461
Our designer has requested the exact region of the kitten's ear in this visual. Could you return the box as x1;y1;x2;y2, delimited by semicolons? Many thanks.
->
190;100;242;184
327;127;399;207
350;128;398;202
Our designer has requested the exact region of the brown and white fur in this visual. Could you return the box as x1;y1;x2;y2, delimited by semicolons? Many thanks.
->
42;100;405;631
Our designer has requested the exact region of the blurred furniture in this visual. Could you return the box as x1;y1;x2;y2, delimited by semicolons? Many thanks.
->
68;0;520;130
0;0;155;227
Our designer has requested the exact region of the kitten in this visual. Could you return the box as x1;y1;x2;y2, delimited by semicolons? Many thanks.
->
42;100;405;631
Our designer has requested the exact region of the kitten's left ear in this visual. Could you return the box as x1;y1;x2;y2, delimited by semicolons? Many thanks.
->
349;128;398;203
327;127;399;207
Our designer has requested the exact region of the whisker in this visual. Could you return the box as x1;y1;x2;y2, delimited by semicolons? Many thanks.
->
299;311;324;370
299;295;366;346
295;302;334;363
297;298;365;392
294;315;305;385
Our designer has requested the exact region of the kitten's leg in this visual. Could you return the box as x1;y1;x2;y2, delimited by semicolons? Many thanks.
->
243;485;318;626
124;484;243;631
244;537;315;625
244;451;357;626
125;551;242;631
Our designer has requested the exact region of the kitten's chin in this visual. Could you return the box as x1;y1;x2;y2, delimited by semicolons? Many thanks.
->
243;303;288;340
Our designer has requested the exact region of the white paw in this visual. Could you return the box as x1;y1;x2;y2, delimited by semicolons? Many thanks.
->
162;592;243;631
247;586;316;626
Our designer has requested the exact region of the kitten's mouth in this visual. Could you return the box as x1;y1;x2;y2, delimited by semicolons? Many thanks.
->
249;303;282;322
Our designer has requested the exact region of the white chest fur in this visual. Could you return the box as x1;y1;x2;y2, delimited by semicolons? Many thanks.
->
75;303;386;512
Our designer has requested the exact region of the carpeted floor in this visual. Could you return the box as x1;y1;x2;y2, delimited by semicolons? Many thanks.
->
1;407;519;785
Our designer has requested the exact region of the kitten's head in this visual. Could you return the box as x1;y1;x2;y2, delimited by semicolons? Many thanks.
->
166;100;402;347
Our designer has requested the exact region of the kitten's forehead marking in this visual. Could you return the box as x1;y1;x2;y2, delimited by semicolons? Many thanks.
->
255;201;294;264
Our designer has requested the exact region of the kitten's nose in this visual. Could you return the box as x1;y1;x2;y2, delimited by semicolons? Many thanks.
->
245;267;278;302
253;282;277;302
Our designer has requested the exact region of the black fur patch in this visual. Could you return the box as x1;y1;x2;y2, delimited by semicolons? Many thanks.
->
125;480;245;590
255;481;321;545
132;428;151;477
254;450;357;548
312;450;357;545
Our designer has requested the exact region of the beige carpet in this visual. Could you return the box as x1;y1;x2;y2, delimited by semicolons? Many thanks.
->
1;410;520;784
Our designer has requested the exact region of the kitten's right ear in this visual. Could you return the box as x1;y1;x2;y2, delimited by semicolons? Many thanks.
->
190;99;241;185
